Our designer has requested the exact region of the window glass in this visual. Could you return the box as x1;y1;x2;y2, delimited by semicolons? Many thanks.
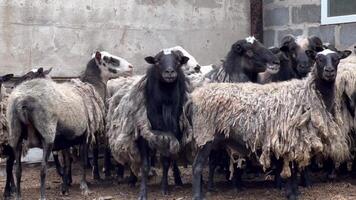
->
329;0;356;17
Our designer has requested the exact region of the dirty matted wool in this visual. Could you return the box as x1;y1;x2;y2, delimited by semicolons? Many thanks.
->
0;93;9;157
107;76;192;175
70;79;106;144
190;73;349;178
335;66;356;153
106;76;142;131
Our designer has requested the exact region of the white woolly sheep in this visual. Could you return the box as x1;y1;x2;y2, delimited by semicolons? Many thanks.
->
189;49;351;200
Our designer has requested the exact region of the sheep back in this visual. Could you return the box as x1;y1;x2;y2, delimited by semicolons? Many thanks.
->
190;74;349;175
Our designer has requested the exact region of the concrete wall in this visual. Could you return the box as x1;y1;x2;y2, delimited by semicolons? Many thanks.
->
263;0;356;49
0;0;250;76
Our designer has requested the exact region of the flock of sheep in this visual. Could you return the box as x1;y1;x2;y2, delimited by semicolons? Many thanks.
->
0;35;356;200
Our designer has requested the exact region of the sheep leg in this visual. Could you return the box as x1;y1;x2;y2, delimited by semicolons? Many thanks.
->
4;146;15;199
127;169;138;187
92;142;101;180
232;165;244;191
285;164;299;200
138;138;150;200
193;142;214;200
14;142;22;200
60;149;71;196
207;151;217;192
300;167;311;188
80;143;91;195
116;163;124;180
274;158;283;189
104;147;112;179
172;161;183;186
325;159;337;180
160;156;171;195
53;151;64;177
40;141;53;200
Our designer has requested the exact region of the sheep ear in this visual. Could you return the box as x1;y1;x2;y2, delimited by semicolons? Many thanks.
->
309;36;324;52
95;51;102;62
37;68;44;73
269;47;281;54
280;35;295;52
232;43;244;54
145;56;156;64
338;50;352;59
43;67;53;75
0;74;14;83
305;50;316;59
180;56;190;65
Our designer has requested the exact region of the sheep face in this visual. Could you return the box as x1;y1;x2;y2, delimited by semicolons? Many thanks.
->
314;49;351;82
145;50;189;83
232;37;280;74
94;51;133;80
280;35;323;77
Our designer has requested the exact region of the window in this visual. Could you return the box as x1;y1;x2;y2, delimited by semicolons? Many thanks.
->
321;0;356;25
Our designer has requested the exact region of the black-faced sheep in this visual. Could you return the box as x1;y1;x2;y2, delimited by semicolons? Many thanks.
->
258;35;324;84
211;36;280;83
6;51;133;200
189;49;351;200
107;50;191;200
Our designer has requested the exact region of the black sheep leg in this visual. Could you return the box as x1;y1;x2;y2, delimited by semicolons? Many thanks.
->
274;158;283;189
14;142;22;200
300;166;311;188
232;165;244;191
92;142;101;180
285;163;299;200
4;146;15;199
161;156;171;195
207;150;218;191
116;163;125;180
192;142;214;200
60;149;71;196
138;138;150;200
53;151;64;177
128;169;138;187
104;147;112;179
172;161;183;186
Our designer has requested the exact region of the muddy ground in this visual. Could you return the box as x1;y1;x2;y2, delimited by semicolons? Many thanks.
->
1;163;356;200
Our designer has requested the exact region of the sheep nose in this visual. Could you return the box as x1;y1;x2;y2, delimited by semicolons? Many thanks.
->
325;67;335;73
128;65;133;69
165;68;175;74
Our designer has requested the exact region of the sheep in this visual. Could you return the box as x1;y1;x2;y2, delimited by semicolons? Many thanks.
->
189;49;351;200
104;46;203;179
6;51;133;200
107;50;191;199
0;68;52;199
211;36;280;83
207;36;280;190
258;35;324;84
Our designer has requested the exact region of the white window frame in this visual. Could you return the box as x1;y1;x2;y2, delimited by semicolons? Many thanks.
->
321;0;356;25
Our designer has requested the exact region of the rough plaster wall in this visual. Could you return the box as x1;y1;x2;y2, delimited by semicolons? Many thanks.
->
263;0;356;50
0;0;250;76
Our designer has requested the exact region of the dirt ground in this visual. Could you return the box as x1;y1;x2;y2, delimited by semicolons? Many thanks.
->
1;163;356;200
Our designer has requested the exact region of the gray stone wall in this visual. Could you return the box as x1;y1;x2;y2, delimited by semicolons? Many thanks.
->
0;0;250;76
263;0;356;49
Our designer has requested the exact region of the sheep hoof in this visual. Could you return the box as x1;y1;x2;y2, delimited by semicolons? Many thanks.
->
138;195;147;200
287;194;298;200
161;188;169;195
